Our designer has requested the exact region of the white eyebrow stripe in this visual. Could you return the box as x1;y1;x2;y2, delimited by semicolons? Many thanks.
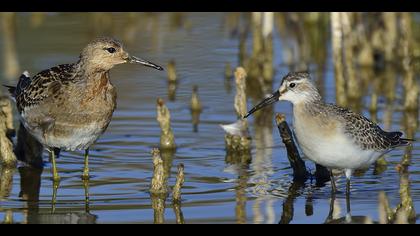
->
284;79;304;85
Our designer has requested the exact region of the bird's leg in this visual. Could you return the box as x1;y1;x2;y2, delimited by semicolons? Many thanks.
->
325;170;338;223
49;148;60;182
48;147;60;213
83;178;90;213
82;149;90;180
344;169;353;214
51;180;59;214
330;170;337;193
346;178;351;213
326;188;336;223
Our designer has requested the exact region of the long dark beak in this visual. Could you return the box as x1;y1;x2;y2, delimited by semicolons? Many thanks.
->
243;91;280;118
128;55;164;71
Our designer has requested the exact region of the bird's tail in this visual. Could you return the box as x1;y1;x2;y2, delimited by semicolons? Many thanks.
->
399;138;415;146
3;70;31;99
3;85;16;97
386;131;415;147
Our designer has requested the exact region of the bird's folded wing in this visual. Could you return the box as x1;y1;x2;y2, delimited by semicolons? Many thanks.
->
334;104;408;151
15;64;74;112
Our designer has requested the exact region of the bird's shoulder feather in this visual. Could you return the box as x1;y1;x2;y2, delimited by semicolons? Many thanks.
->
16;64;76;112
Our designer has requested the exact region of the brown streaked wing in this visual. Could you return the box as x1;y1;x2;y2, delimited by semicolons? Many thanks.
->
16;64;76;113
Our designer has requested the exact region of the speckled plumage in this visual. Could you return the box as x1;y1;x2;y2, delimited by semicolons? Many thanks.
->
13;64;80;113
280;72;411;153
5;37;163;153
301;101;411;152
245;72;413;183
9;54;117;151
4;37;163;180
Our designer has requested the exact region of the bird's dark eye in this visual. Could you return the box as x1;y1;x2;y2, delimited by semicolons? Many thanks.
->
289;83;296;88
106;47;116;53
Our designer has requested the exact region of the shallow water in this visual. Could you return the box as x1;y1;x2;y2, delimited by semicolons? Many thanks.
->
0;12;419;224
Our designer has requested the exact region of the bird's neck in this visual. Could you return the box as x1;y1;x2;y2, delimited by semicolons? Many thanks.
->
81;71;111;101
76;59;110;78
293;98;325;118
71;61;111;91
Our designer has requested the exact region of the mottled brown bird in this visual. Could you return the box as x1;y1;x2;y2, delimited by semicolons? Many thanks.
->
5;37;163;181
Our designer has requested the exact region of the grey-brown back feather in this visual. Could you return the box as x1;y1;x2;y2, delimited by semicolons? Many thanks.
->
323;103;412;151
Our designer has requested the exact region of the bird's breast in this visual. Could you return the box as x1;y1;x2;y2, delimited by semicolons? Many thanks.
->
80;73;116;110
292;108;381;169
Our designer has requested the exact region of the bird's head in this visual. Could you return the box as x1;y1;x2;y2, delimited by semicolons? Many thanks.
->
79;37;163;72
244;72;321;118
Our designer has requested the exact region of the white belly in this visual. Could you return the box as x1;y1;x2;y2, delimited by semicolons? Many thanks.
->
43;122;106;151
21;116;107;151
293;115;383;170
